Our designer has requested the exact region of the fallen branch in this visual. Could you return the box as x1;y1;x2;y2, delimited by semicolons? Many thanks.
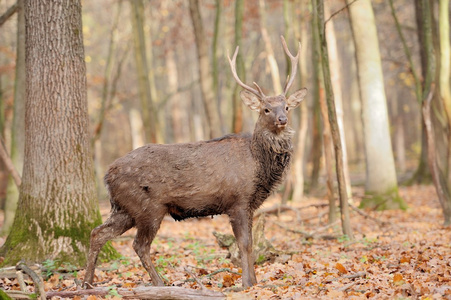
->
273;221;337;240
46;286;225;299
16;262;46;300
338;281;357;292
184;267;207;291
349;204;389;227
324;271;367;283
255;204;301;220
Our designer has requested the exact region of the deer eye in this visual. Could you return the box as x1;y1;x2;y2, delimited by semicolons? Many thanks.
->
264;108;271;114
285;106;289;111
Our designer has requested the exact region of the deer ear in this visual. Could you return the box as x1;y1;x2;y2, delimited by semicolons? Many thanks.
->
240;90;262;112
287;88;307;110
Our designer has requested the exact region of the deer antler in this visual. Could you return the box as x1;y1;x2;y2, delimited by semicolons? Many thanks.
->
281;35;301;95
228;46;266;98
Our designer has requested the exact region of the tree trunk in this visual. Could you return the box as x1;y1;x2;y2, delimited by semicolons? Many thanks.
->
130;0;158;144
316;0;353;238
258;0;282;95
0;0;116;266
325;1;352;202
346;0;407;210
310;5;323;193
423;87;451;225
1;0;25;236
438;0;451;183
287;0;309;202
409;0;434;184
188;0;223;138
232;0;245;133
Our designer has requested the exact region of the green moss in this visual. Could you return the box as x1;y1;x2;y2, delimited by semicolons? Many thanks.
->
0;193;120;268
0;289;12;299
359;187;408;211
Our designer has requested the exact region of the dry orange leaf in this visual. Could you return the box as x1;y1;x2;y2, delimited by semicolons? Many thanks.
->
222;274;235;288
393;273;404;285
400;256;411;264
335;263;348;274
86;295;98;300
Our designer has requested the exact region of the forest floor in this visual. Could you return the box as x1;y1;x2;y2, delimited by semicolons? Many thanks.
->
0;184;450;299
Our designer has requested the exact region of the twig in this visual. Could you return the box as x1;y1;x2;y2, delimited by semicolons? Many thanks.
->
0;2;18;26
349;203;389;227
273;221;337;240
324;271;367;283
324;0;360;26
184;267;206;291
206;268;241;278
309;220;340;236
254;204;301;221
338;281;357;292
0;138;21;187
16;262;46;300
16;271;26;292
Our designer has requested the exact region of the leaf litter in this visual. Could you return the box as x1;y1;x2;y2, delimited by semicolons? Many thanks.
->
0;185;450;299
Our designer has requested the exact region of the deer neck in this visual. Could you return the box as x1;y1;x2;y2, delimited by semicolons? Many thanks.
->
249;124;294;210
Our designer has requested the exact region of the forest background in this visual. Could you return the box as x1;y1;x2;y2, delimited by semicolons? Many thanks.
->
0;0;450;299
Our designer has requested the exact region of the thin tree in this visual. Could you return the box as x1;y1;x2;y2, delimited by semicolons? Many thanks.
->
188;0;223;138
0;0;116;265
258;0;282;94
315;0;353;237
231;0;245;133
1;0;25;236
130;0;158;144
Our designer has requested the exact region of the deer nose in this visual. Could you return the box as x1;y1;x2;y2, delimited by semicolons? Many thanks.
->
278;116;287;125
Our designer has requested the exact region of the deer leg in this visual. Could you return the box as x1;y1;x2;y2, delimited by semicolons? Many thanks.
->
133;221;165;286
84;210;134;288
230;210;257;287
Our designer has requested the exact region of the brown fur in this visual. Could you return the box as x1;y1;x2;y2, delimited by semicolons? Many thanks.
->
84;41;307;287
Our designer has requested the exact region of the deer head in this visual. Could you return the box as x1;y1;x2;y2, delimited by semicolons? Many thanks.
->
228;36;308;134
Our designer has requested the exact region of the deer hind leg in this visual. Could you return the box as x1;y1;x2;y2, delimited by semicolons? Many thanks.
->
84;209;134;288
230;209;257;287
133;214;165;286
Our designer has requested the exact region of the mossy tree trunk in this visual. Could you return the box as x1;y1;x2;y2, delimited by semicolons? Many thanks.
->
346;0;407;210
0;0;115;266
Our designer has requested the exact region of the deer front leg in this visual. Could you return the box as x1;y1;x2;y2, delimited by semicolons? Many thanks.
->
230;210;257;287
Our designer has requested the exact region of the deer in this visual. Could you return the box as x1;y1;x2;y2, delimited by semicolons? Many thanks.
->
83;36;307;289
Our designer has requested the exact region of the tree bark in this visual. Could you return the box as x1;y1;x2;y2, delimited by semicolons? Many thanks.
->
188;0;223;138
423;86;451;225
0;0;115;265
315;0;353;238
346;0;406;210
46;286;225;299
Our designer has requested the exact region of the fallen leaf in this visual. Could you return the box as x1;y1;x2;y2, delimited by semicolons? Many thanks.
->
223;274;235;287
393;273;404;285
335;263;348;274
